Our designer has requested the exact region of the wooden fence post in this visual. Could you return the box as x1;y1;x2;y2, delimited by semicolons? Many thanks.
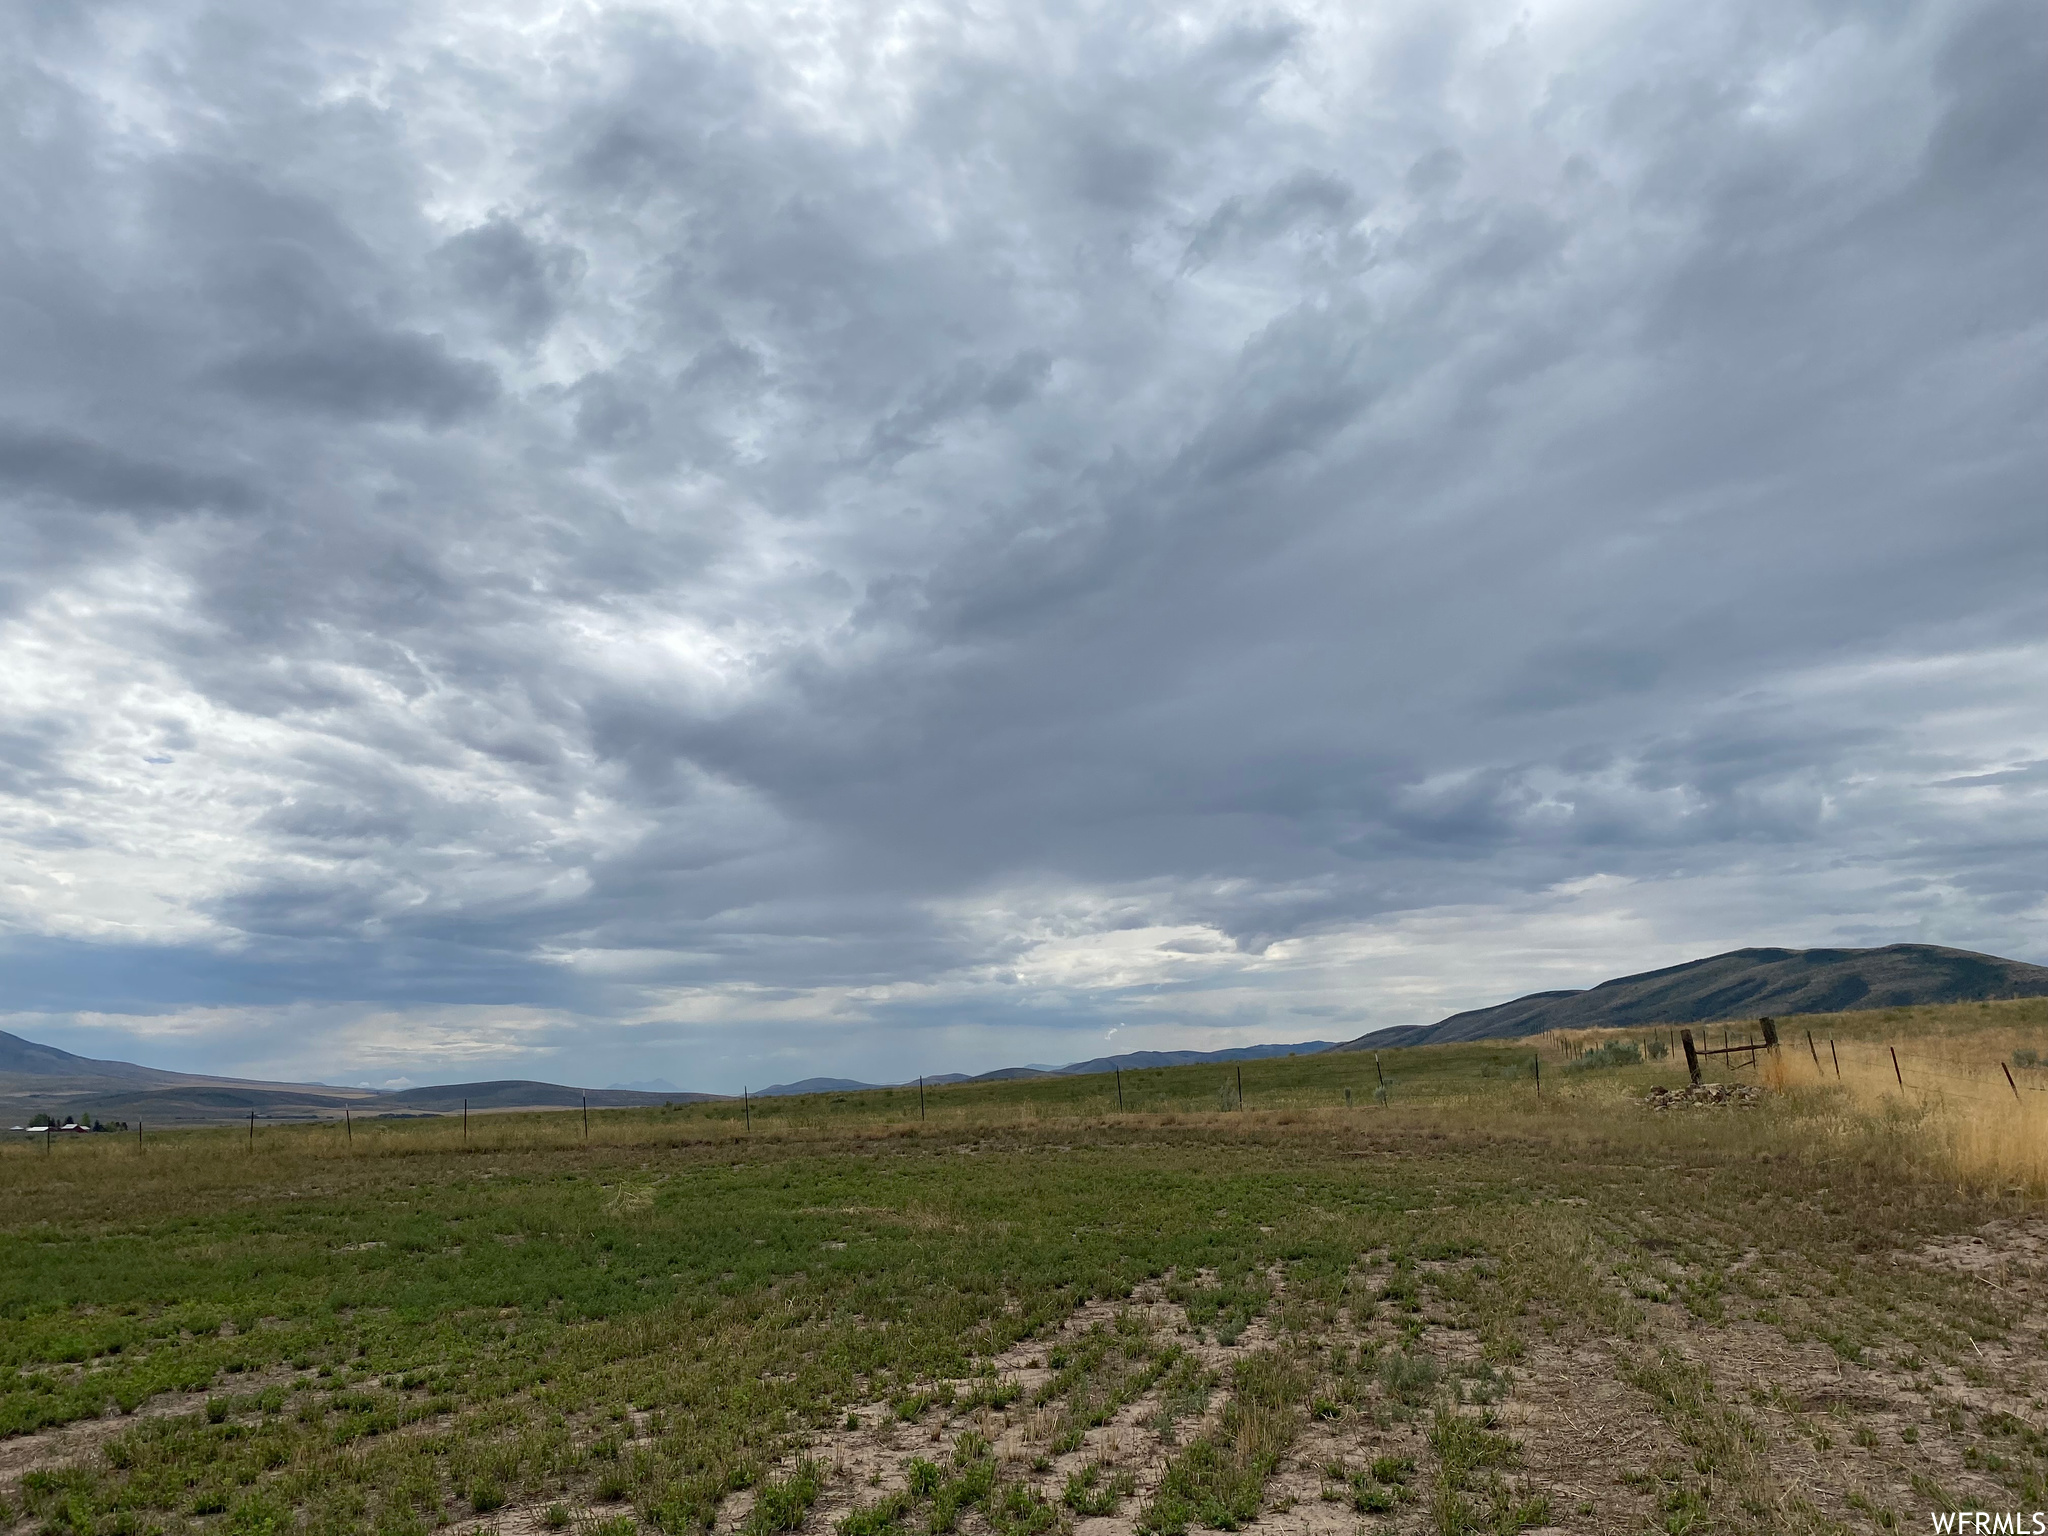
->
1806;1030;1820;1069
1533;1054;1541;1097
1681;1029;1701;1087
1116;1070;1123;1110
919;1077;926;1121
1760;1017;1778;1051
1829;1039;1840;1078
1890;1046;1903;1088
2003;1063;2022;1103
1236;1065;1244;1110
1375;1052;1386;1104
344;1103;351;1146
742;1088;749;1133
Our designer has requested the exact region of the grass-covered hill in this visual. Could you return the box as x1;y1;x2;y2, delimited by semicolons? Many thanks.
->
1337;943;2048;1048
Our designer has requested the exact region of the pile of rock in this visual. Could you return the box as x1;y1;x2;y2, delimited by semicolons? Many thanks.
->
1643;1083;1764;1110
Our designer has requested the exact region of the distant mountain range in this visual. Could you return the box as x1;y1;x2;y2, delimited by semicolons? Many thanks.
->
1333;944;2048;1050
0;1031;720;1127
753;1041;1341;1097
8;943;2041;1124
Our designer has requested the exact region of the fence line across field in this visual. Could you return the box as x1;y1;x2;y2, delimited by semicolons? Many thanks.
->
1674;1021;2045;1109
11;1017;2042;1158
1811;1043;2046;1099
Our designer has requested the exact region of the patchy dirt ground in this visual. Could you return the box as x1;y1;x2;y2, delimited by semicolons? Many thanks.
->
11;1218;2045;1536
674;1218;2044;1536
0;1363;307;1487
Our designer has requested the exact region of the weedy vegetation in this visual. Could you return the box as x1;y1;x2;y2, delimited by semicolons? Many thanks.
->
0;998;2043;1535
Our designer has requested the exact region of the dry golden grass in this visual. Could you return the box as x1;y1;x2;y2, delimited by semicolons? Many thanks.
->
1767;1034;2048;1197
1526;996;2048;1196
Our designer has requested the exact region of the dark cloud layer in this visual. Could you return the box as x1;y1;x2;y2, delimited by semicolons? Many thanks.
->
0;0;2041;1088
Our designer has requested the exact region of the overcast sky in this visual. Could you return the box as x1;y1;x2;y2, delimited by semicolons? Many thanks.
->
1;0;2041;1093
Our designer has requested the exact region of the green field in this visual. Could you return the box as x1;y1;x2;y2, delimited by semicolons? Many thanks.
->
3;1000;2044;1536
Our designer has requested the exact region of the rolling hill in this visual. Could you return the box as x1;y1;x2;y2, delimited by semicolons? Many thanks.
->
1334;944;2048;1049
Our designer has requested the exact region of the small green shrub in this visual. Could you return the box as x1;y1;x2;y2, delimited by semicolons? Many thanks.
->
1379;1350;1438;1409
1565;1041;1644;1073
1063;1462;1135;1516
745;1459;823;1536
837;1491;911;1536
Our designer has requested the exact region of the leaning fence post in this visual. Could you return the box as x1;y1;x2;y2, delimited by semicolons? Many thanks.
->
1806;1031;1820;1069
2003;1063;2022;1103
1681;1029;1701;1087
1890;1046;1903;1088
1829;1039;1840;1078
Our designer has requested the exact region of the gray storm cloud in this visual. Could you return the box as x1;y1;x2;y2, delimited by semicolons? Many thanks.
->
0;0;2041;1089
